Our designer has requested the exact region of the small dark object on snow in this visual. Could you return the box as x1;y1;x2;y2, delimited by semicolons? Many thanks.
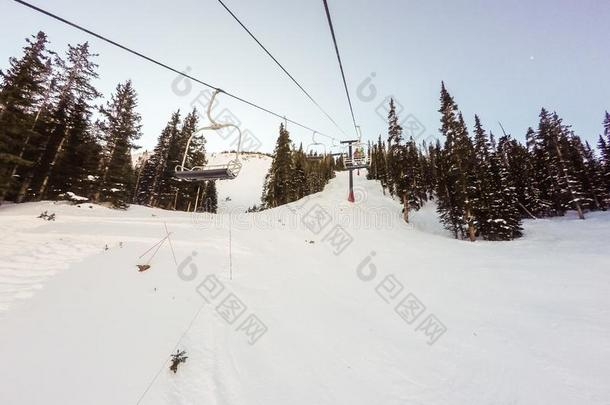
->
38;211;55;221
170;350;188;373
137;264;151;272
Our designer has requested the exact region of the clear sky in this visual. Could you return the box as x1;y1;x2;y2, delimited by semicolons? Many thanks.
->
1;0;608;153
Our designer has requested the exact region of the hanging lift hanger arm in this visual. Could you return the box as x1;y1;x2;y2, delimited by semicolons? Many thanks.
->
179;90;243;170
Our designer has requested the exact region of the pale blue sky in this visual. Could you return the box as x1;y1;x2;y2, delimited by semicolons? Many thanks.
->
1;0;608;152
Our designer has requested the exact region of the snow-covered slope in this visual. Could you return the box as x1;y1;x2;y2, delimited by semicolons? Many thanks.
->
206;152;271;212
0;172;609;405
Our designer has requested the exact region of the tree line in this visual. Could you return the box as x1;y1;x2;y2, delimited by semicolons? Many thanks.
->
261;123;336;209
133;109;219;213
3;32;608;227
368;83;610;241
0;31;220;211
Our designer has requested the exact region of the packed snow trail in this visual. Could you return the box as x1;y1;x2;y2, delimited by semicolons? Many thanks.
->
0;170;609;405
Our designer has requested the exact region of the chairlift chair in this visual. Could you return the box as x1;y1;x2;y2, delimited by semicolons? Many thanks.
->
174;90;243;181
342;125;369;169
343;142;369;169
306;131;327;161
329;138;344;157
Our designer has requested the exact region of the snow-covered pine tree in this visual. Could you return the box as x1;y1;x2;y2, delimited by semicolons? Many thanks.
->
549;112;586;219
0;32;52;202
95;80;142;208
470;115;493;237
435;144;462;239
570;137;608;211
584;141;608;210
435;83;476;240
497;131;542;219
529;109;567;217
486;133;523;240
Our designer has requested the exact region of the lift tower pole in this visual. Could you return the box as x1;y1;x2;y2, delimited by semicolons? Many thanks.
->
341;139;367;203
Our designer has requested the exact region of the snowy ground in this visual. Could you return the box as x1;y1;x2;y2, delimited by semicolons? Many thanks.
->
207;152;271;212
0;170;609;405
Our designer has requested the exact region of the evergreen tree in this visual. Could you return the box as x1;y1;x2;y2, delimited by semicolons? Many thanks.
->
46;97;100;199
0;32;51;202
135;112;181;206
157;111;189;210
27;42;101;200
262;123;293;208
171;109;202;211
528;112;557;216
548;112;586;219
486;133;523;240
424;140;442;198
574;139;607;210
598;112;610;189
366;135;388;193
386;98;404;197
435;83;476;240
95;80;142;207
467;117;522;240
403;137;426;211
470;115;493;236
529;109;583;217
497;131;542;218
290;144;309;200
202;180;218;213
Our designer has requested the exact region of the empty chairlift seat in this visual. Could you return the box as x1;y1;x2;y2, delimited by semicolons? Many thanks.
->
174;90;243;182
174;161;242;181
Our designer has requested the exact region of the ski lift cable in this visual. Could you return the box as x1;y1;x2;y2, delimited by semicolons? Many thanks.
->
321;0;359;138
12;0;340;141
216;0;349;138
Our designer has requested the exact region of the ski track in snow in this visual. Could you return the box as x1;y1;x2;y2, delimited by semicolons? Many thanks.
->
0;165;609;405
0;217;100;313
